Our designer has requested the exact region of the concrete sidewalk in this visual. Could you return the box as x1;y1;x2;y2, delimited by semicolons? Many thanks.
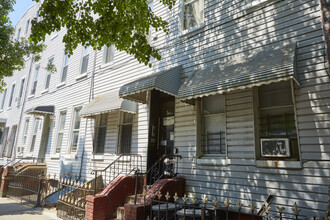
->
0;197;60;220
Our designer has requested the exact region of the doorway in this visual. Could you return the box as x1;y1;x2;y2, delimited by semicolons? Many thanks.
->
38;115;52;162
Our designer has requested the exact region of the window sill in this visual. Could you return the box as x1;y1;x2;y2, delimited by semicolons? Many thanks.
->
100;61;114;69
197;157;228;166
50;153;60;159
56;82;66;88
91;154;104;161
256;160;302;169
244;0;273;10
180;23;205;38
28;94;35;99
76;73;88;81
41;89;49;94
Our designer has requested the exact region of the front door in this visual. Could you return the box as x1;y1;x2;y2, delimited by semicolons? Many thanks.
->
158;116;174;156
38;115;52;162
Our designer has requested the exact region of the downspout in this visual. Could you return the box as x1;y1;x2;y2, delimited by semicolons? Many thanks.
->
78;49;97;180
12;56;35;160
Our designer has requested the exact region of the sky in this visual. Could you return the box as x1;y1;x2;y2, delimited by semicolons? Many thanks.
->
9;0;35;26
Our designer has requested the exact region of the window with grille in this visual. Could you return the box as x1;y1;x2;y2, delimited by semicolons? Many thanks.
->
201;94;226;155
45;58;53;89
61;52;69;82
8;84;15;108
182;0;204;31
31;66;40;95
94;113;108;153
80;46;90;74
30;119;40;153
70;107;82;152
55;111;66;153
117;112;133;154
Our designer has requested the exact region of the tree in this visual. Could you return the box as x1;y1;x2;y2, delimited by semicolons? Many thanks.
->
0;0;43;90
30;0;176;67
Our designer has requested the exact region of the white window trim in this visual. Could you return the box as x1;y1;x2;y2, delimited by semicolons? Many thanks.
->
44;57;54;90
31;66;40;95
102;45;115;65
16;27;21;41
0;88;7;110
68;106;82;154
22;118;30;147
93;113;108;154
24;18;31;36
180;0;205;34
54;110;67;154
60;51;69;84
8;83;16;108
79;46;90;76
17;77;26;104
29;118;40;153
116;112;134;154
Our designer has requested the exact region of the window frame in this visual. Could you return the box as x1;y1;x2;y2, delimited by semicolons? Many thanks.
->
16;27;21;41
0;88;7;110
253;79;302;168
181;0;204;33
102;45;115;64
117;112;134;154
55;110;67;154
44;58;54;90
17;77;25;103
80;46;90;75
8;83;16;108
60;51;69;83
22;118;30;147
69;106;82;153
24;19;30;35
93;113;108;154
31;66;40;95
29;118;40;153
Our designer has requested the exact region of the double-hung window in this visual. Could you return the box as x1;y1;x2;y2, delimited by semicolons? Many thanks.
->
0;89;7;110
17;78;25;103
256;80;299;159
182;0;204;31
24;19;30;35
30;118;40;153
55;111;66;153
16;28;21;41
80;46;90;74
117;112;133;154
103;45;114;64
61;52;69;83
94;113;108;154
22;119;29;146
70;107;82;152
8;84;15;108
45;58;53;90
200;94;226;155
31;66;40;95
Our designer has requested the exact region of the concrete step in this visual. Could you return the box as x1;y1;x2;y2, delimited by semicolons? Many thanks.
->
127;194;145;204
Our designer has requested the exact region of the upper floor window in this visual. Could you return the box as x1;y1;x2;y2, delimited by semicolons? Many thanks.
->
24;19;30;35
103;45;114;64
117;112;133;154
17;78;25;102
182;0;204;31
61;52;69;83
0;89;7;110
94;113;108;154
55;111;67;153
31;66;40;95
16;28;21;41
70;107;82;152
80;46;90;74
256;80;299;160
200;94;226;155
8;83;16;108
45;58;54;90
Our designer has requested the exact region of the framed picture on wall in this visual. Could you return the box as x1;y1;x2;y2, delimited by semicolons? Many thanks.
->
261;138;290;157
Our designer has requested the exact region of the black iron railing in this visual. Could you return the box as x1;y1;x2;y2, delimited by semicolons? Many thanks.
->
91;153;142;194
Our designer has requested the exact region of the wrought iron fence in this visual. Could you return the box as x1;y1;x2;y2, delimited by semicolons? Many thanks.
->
130;191;323;220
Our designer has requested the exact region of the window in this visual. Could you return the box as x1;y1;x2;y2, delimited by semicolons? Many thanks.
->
31;66;40;95
8;84;15;108
0;127;9;157
80;46;90;74
61;52;69;83
17;78;25;102
199;94;226;155
182;0;204;31
70;107;82;152
55;111;66;153
103;45;114;64
146;1;153;42
24;19;30;35
117;112;133;154
22;119;29;146
6;125;17;157
45;58;54;90
0;89;7;110
256;80;299;159
16;28;21;41
94;113;108;153
30;118;40;153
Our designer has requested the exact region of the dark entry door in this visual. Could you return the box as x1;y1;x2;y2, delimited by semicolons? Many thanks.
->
158;116;174;156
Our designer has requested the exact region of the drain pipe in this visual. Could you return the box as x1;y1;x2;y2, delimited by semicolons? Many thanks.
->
78;49;97;180
12;56;35;160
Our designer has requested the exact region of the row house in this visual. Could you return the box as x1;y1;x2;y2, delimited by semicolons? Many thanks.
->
0;0;329;218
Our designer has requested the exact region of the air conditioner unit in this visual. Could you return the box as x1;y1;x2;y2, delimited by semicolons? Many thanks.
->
260;138;290;157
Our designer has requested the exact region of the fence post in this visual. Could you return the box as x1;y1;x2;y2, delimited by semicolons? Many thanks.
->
94;171;97;195
36;174;44;207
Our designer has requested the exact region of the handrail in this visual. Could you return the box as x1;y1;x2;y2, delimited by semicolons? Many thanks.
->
1;157;46;170
92;153;142;173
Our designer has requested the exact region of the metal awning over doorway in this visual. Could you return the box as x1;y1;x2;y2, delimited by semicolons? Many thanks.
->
25;106;55;115
119;66;181;103
178;42;299;101
80;90;138;118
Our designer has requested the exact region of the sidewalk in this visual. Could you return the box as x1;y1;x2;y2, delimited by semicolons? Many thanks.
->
0;197;60;220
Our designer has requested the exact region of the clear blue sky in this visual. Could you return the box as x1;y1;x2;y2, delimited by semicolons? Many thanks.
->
9;0;35;26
